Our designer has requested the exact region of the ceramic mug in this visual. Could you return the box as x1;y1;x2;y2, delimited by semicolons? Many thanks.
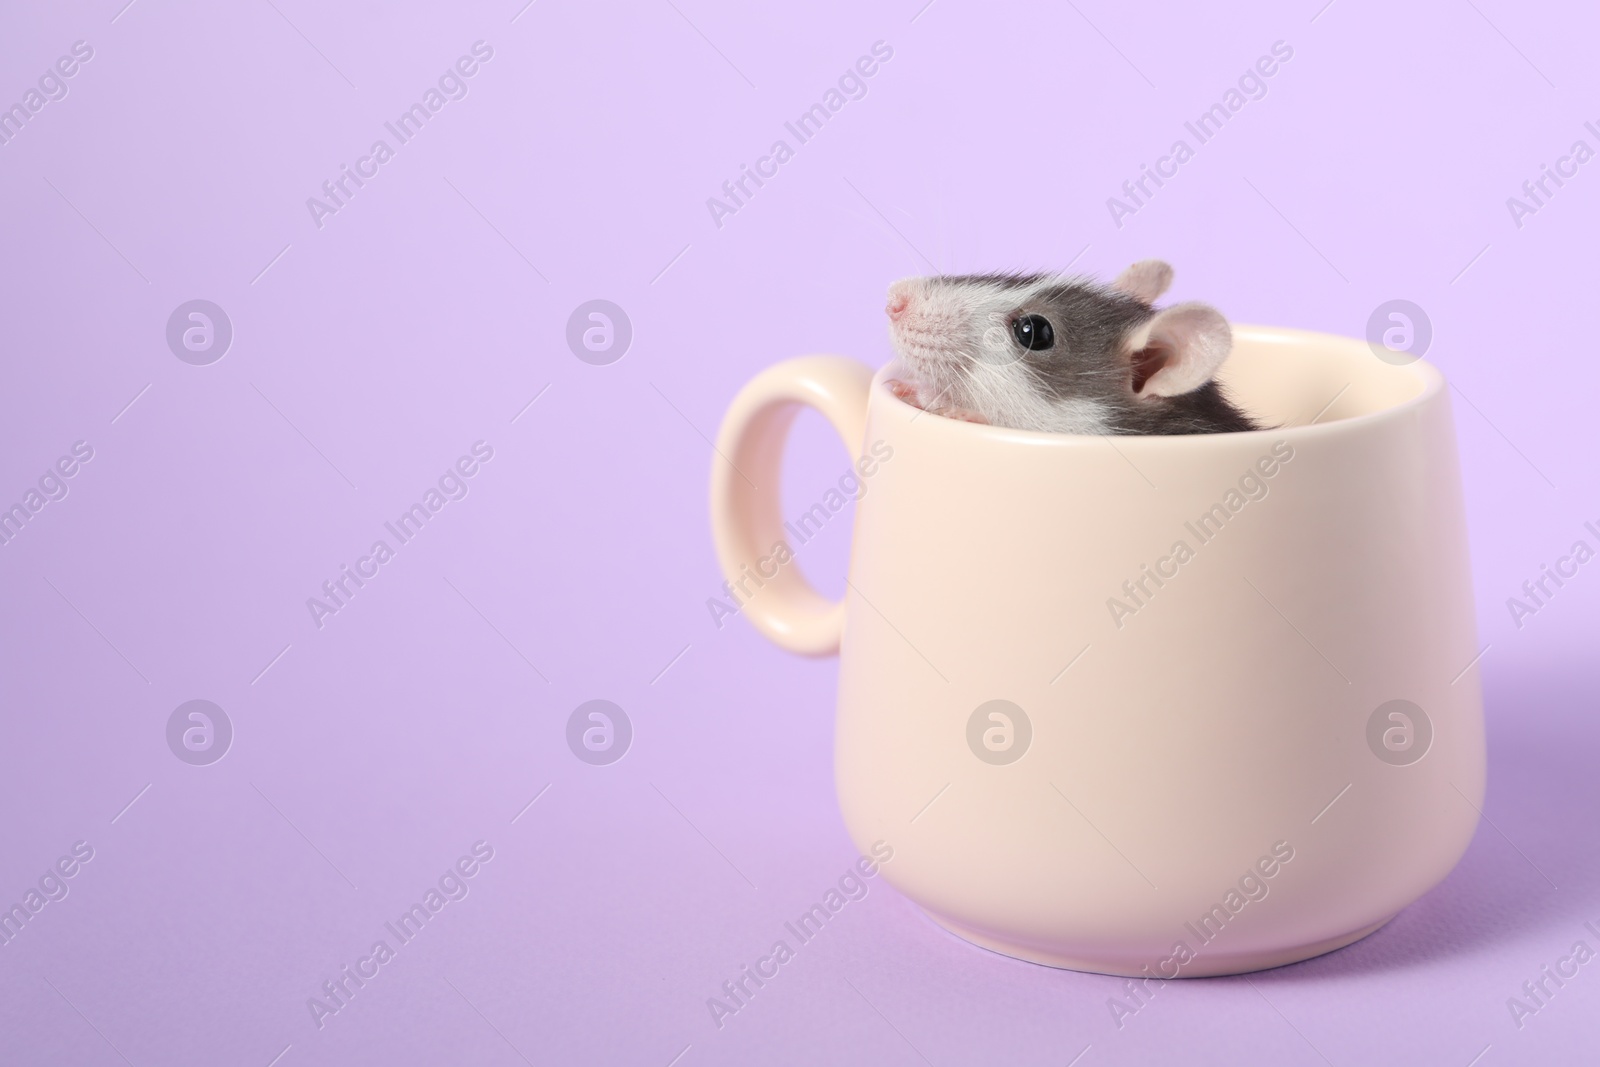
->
709;325;1484;977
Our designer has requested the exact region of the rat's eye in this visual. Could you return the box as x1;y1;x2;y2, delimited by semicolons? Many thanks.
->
1011;314;1055;351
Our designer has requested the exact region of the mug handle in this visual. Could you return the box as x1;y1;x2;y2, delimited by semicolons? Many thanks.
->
710;356;875;656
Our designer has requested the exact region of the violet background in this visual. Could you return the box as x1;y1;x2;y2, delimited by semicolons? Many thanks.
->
1;0;1597;1063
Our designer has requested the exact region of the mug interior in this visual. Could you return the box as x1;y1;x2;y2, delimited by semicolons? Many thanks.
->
1216;325;1439;430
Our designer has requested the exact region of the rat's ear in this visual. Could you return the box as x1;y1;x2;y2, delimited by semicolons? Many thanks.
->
1124;302;1233;398
1111;259;1173;303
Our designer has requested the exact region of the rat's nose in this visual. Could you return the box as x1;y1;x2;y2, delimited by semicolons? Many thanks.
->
886;280;917;322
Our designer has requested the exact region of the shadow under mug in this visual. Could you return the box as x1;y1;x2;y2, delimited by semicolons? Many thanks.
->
709;325;1485;977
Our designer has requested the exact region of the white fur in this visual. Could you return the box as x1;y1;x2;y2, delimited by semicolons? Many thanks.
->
964;362;1113;433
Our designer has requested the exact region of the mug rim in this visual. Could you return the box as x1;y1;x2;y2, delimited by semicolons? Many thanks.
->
874;323;1446;446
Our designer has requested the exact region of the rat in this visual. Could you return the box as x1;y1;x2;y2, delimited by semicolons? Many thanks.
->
884;260;1259;435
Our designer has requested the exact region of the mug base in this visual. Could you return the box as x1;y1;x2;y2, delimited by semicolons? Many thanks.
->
921;911;1396;978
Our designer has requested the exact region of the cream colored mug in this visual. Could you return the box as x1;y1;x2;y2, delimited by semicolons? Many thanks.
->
709;325;1484;977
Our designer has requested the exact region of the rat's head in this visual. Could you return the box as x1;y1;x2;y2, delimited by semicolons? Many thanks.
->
885;260;1235;433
